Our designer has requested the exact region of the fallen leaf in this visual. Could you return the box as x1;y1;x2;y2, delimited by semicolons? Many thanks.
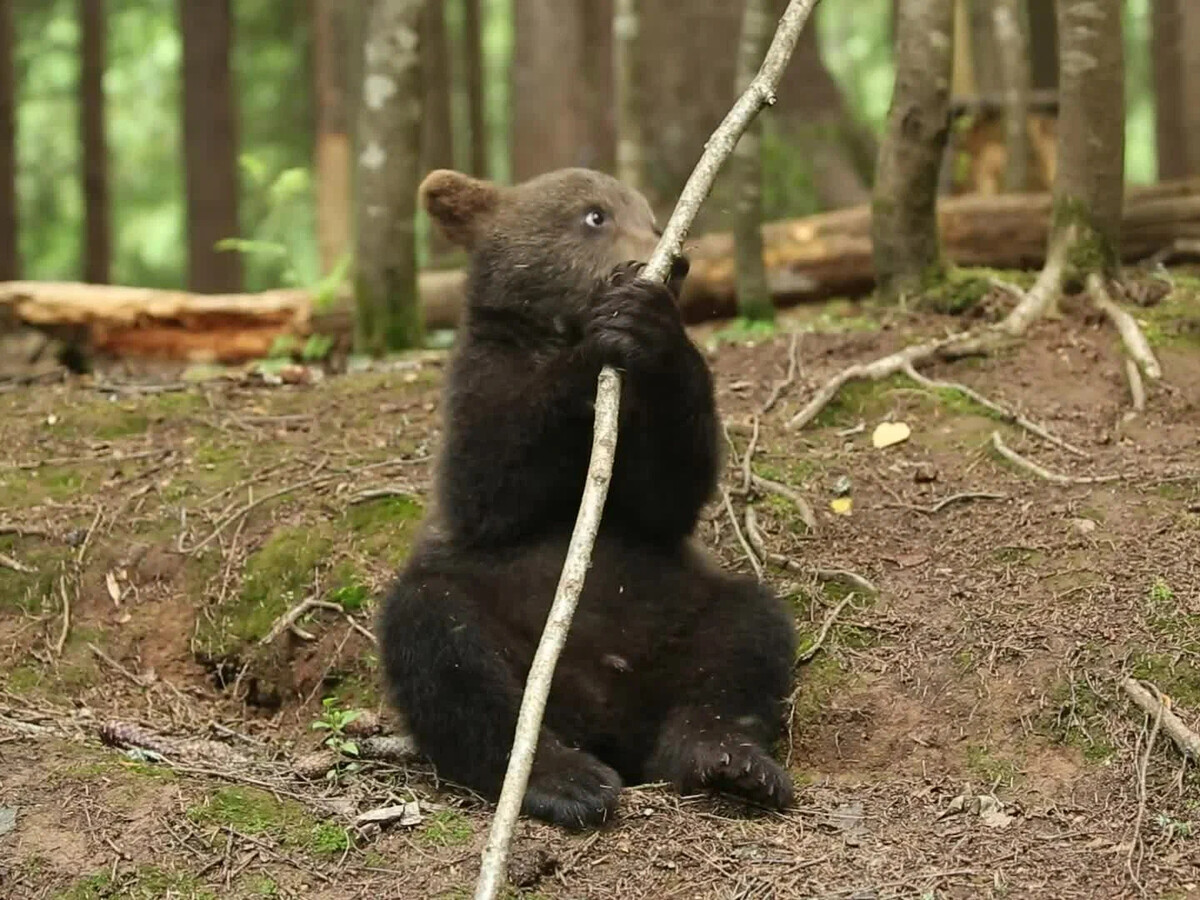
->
105;571;121;606
830;497;853;516
872;421;911;449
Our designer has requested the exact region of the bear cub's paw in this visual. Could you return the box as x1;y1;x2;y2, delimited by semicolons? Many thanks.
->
667;736;795;811
521;746;623;829
584;261;687;370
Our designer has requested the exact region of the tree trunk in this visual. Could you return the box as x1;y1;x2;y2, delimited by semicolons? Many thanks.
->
420;0;454;173
79;0;110;284
179;0;243;293
613;0;642;190
354;0;424;355
420;0;454;258
1052;0;1124;270
871;0;955;297
1184;2;1200;177
992;0;1032;191
510;0;608;180
1152;0;1187;180
463;0;487;177
1027;0;1058;92
0;0;17;281
731;0;771;322
313;0;353;275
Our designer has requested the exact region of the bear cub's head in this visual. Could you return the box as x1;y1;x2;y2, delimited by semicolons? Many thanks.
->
419;167;688;321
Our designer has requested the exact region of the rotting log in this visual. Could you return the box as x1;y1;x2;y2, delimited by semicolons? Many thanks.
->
4;179;1200;363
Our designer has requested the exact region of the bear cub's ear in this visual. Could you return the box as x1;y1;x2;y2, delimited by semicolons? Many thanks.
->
419;169;500;249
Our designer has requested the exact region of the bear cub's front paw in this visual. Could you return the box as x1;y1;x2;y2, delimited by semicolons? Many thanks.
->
670;737;795;811
521;746;622;829
584;261;686;370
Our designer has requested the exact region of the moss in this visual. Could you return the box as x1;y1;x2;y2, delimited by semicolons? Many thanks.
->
1130;653;1200;708
187;785;349;854
1042;678;1116;764
308;822;353;854
420;810;474;847
991;546;1045;566
708;317;779;348
965;745;1019;787
199;525;332;654
918;267;1003;315
56;867;214;900
242;875;280;897
346;494;423;565
6;663;44;693
811;373;908;428
1051;195;1118;274
0;538;63;613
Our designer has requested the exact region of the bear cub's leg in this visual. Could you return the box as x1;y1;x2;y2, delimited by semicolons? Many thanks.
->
645;578;796;810
381;568;623;829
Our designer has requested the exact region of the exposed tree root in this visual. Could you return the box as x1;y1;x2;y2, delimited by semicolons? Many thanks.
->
795;592;860;664
749;473;817;532
901;363;1087;457
759;331;801;415
1121;677;1200;761
743;506;876;595
990;432;1122;485
884;491;1008;515
1086;273;1163;380
1124;358;1146;414
722;488;764;580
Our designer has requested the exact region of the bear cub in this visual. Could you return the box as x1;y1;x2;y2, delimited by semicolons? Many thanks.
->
379;166;797;828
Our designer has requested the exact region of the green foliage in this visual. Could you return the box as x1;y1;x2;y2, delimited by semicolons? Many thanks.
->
420;810;474;847
311;696;361;757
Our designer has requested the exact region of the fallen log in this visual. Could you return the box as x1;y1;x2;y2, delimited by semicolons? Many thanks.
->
4;179;1200;363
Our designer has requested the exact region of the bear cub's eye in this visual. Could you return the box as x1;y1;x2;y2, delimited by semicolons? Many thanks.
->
584;208;607;228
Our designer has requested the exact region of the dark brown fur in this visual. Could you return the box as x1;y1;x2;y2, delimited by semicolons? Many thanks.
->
380;167;796;828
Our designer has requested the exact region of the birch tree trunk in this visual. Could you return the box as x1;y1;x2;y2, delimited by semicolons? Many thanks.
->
871;0;954;298
0;0;17;280
354;0;425;354
731;0;772;321
80;0;110;284
1053;0;1124;271
613;0;642;190
992;0;1032;192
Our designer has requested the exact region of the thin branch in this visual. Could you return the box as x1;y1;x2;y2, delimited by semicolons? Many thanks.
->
88;643;148;688
884;491;1008;515
0;552;34;574
741;415;760;493
259;597;345;647
1121;677;1200;761
760;331;801;414
722;494;762;579
475;3;821;895
749;473;816;532
796;593;859;664
1127;681;1163;890
53;577;70;656
990;432;1122;485
1086;273;1163;381
743;506;870;593
901;362;1088;457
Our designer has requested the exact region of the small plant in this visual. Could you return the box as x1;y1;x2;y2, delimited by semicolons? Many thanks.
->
311;697;361;757
330;580;370;613
1149;577;1176;607
1154;812;1194;840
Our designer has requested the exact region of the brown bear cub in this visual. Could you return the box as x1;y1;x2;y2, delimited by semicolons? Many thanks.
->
379;167;797;828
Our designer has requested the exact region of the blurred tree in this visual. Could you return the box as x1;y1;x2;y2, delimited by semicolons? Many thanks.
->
510;0;610;180
871;0;954;298
421;0;454;258
1026;0;1058;92
79;0;109;283
179;0;242;292
313;0;352;274
992;0;1032;191
0;0;16;280
354;0;424;354
612;0;641;190
1053;0;1123;271
1185;2;1200;177
731;0;771;322
1152;0;1188;180
463;0;487;177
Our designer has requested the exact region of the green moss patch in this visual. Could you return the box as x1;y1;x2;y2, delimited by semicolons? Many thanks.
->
419;809;474;847
346;493;423;566
187;786;350;855
56;866;214;900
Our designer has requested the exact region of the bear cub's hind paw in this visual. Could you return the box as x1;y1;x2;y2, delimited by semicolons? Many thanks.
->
521;747;622;830
671;737;795;811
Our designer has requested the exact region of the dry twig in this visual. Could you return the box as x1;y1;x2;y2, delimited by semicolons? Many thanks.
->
259;597;345;647
885;491;1007;515
1127;681;1164;890
722;492;762;579
990;432;1121;485
795;593;859;664
88;643;147;687
760;331;801;414
475;3;822;895
53;577;71;656
0;551;34;574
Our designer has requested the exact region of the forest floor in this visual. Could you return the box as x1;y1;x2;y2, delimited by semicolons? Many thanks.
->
2;270;1200;900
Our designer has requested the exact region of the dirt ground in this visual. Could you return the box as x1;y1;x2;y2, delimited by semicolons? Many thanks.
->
2;272;1200;899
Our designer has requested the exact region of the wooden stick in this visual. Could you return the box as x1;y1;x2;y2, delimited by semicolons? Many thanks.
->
473;3;821;897
990;431;1121;485
1120;677;1200;761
